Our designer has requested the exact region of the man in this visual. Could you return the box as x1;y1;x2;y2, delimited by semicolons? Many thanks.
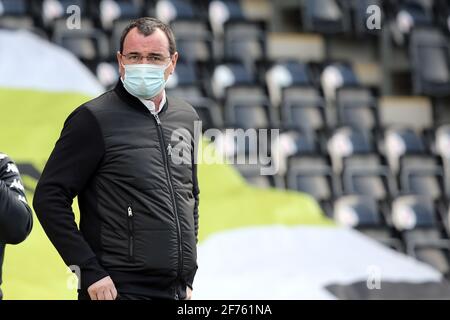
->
0;153;33;300
33;17;200;300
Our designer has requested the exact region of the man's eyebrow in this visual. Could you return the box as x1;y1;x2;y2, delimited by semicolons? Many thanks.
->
124;51;167;57
123;51;141;55
147;52;166;57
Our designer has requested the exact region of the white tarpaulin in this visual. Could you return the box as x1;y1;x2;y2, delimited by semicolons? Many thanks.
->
193;226;444;299
0;29;103;96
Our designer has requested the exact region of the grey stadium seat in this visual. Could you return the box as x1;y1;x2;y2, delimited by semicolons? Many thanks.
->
392;195;450;274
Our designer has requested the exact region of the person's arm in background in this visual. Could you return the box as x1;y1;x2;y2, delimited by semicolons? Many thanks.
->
33;106;116;300
0;154;33;244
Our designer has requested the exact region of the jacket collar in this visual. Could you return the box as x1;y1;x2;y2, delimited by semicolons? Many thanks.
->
113;79;169;116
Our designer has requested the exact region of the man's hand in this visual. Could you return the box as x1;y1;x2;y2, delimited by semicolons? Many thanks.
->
185;286;193;300
87;276;117;300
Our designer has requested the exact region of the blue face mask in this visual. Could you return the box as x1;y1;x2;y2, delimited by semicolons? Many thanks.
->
122;62;170;99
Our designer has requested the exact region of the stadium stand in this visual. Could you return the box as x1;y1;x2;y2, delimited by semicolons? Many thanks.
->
3;0;450;278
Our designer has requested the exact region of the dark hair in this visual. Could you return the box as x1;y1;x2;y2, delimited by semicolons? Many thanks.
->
119;17;176;55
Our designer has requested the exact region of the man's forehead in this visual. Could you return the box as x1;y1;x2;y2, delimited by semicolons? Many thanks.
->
123;27;169;54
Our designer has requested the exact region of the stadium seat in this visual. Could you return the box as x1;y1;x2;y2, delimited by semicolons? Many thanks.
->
224;92;275;130
223;20;266;66
327;127;375;174
99;0;142;31
383;126;426;174
342;155;397;201
399;155;446;200
0;0;28;15
156;0;213;63
280;87;327;136
208;0;245;36
392;195;450;274
390;0;434;46
171;20;213;64
269;130;320;177
156;0;196;25
287;155;338;216
209;0;266;63
279;130;319;156
0;0;34;29
301;0;351;34
211;62;258;100
217;66;273;131
52;27;109;62
335;87;379;132
333;195;402;249
334;194;383;227
320;62;359;103
409;27;450;97
265;61;314;108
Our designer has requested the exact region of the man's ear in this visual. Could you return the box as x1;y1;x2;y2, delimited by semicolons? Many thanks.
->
170;52;179;74
117;51;124;78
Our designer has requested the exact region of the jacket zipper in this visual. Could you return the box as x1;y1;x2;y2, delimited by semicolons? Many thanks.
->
152;112;184;296
127;205;135;261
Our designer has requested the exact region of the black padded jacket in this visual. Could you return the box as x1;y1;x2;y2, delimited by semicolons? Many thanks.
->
33;80;200;300
0;153;33;300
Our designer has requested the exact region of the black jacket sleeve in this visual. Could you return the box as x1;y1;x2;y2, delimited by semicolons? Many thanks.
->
186;116;200;290
0;154;33;244
33;106;109;290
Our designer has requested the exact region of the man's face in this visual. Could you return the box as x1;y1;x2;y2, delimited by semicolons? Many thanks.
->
117;27;178;82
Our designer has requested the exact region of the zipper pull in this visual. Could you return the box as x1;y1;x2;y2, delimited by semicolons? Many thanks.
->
127;206;133;217
167;144;172;157
153;113;161;125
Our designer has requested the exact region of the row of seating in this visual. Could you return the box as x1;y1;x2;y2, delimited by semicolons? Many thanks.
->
219;126;450;193
3;1;450;98
300;0;450;39
0;0;265;62
5;0;450;37
3;0;450;274
232;151;450;275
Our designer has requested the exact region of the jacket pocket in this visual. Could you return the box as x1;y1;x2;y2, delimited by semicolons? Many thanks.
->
127;204;135;262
